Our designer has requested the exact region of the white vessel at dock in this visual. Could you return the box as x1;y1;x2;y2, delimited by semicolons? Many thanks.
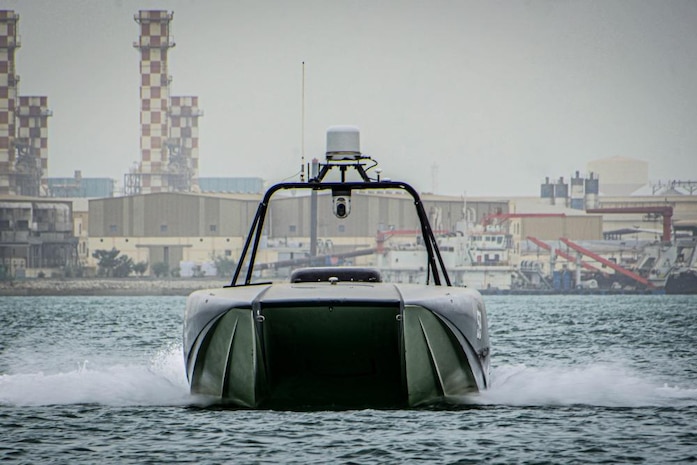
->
376;229;516;290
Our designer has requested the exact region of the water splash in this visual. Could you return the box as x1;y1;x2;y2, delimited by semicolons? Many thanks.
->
3;349;697;409
0;345;191;407
472;363;697;408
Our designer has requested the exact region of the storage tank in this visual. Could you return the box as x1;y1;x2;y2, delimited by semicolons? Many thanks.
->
584;172;599;209
570;171;585;210
540;177;554;204
554;177;568;207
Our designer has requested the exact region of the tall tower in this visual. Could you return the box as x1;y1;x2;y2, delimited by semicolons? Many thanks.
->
168;95;202;191
0;11;20;196
0;10;51;197
569;171;584;210
129;10;201;195
16;96;51;196
132;10;175;194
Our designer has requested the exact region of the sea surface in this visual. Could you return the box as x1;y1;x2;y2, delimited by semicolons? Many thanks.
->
1;294;696;464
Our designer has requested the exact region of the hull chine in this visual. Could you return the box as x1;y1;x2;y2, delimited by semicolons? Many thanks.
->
189;308;264;408
403;305;481;406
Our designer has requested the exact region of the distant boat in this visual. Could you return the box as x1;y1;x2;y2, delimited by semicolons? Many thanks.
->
182;126;491;408
665;268;697;294
377;228;517;290
665;222;697;294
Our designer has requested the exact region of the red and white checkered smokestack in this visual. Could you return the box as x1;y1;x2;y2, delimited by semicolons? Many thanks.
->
129;10;201;195
0;11;20;195
0;10;51;197
133;10;175;194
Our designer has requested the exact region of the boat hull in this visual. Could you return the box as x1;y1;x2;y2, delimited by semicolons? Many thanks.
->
665;269;697;294
184;282;490;408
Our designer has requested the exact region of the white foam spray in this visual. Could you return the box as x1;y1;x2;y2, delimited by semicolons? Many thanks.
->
470;363;697;408
3;352;696;408
0;344;191;407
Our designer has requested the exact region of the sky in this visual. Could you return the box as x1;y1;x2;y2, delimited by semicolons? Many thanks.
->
5;0;697;196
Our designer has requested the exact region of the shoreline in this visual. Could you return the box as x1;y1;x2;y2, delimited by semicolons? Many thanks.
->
0;278;674;296
0;278;230;296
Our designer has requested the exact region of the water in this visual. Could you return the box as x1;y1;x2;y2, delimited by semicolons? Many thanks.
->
1;295;696;463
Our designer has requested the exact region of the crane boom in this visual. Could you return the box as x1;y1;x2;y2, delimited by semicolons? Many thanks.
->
526;236;602;272
560;237;654;288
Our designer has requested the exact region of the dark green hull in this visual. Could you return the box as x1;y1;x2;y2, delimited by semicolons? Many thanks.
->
184;282;490;409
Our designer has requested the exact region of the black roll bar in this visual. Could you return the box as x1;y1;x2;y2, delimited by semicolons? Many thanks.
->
228;179;452;287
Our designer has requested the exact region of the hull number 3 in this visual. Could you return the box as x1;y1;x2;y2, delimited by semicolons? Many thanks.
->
476;308;482;339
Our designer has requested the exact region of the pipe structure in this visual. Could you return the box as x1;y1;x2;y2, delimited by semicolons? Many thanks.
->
481;213;565;226
526;236;602;273
560;237;654;288
586;207;673;243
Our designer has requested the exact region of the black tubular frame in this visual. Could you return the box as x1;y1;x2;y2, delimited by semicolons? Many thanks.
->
229;162;452;287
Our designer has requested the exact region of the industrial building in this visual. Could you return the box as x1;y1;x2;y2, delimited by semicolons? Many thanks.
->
510;214;603;252
87;191;511;276
0;197;77;278
47;172;115;198
588;156;649;196
124;10;202;195
89;192;259;274
198;177;264;195
44;175;262;199
542;158;697;242
83;172;691;281
1;8;695;286
590;195;697;242
269;192;508;239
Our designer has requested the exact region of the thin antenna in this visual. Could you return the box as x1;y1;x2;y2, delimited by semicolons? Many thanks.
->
431;162;439;194
300;61;306;181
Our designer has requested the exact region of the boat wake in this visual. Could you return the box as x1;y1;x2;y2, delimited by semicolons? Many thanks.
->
3;351;696;409
0;345;190;407
471;363;697;408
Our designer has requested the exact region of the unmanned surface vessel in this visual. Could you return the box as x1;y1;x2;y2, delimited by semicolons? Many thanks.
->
183;126;490;408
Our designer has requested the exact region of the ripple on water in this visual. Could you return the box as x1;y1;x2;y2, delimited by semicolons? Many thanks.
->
1;295;697;463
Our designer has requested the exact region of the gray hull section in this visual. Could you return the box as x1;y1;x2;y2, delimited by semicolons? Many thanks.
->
183;282;490;408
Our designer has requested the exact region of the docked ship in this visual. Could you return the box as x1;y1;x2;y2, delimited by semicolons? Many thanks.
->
376;227;517;291
663;221;697;294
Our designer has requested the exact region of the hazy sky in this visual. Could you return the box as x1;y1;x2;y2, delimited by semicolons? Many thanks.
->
6;0;697;195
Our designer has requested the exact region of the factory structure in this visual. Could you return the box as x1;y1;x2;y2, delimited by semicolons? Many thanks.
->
0;8;696;292
0;9;263;280
0;11;51;197
540;171;599;210
540;158;697;243
0;11;77;277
